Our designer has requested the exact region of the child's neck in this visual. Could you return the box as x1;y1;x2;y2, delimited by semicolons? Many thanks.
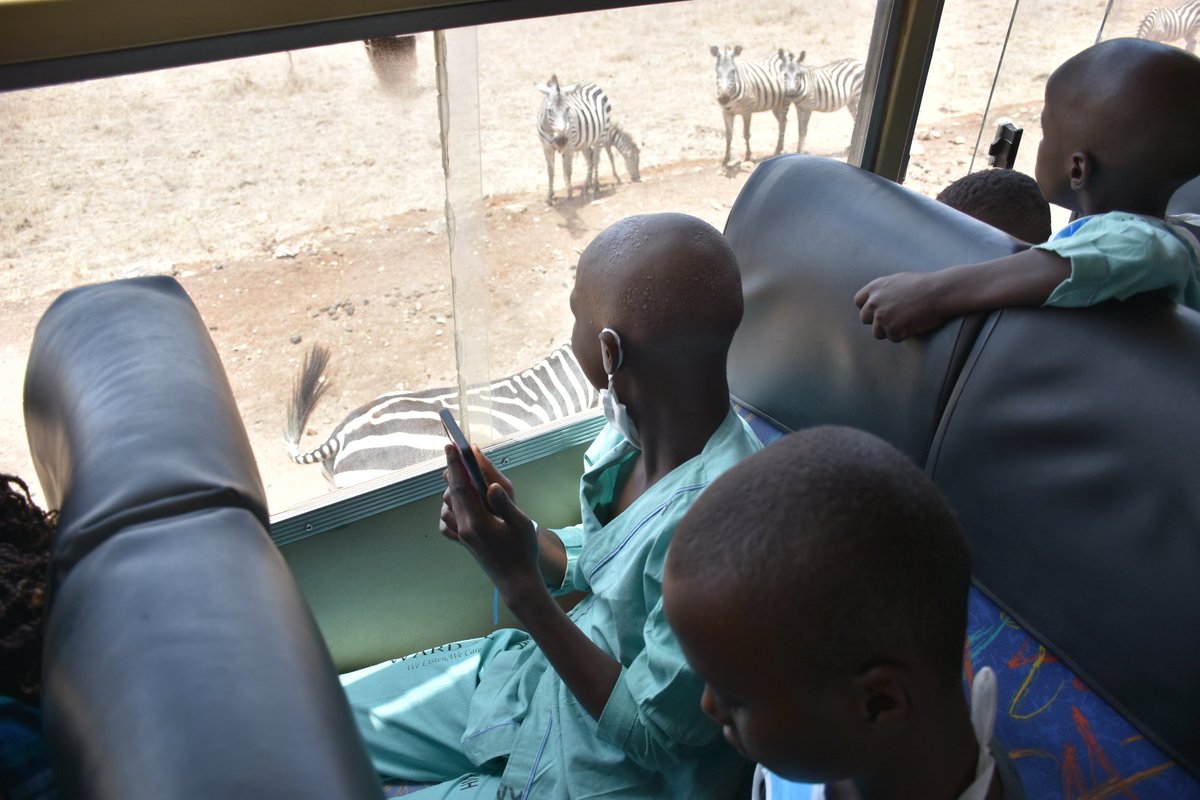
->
825;692;989;800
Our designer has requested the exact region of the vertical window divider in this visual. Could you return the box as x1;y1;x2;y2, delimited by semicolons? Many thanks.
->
435;27;493;445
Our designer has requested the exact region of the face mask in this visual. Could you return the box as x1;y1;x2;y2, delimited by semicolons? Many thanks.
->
598;327;641;448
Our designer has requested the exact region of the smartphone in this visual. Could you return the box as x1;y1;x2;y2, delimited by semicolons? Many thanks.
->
439;407;490;501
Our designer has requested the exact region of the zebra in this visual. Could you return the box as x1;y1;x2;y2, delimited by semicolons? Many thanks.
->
710;45;791;166
285;343;600;488
603;121;641;183
535;75;611;203
778;49;865;155
1136;0;1200;52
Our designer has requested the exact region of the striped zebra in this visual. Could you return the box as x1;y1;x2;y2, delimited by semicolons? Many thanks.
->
1136;1;1200;52
778;49;865;155
603;121;641;183
536;75;611;202
285;343;600;488
710;45;790;165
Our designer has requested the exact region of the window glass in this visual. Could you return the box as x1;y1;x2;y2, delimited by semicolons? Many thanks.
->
912;0;1188;234
0;0;881;514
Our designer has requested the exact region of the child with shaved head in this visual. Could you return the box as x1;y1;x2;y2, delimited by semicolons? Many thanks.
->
857;38;1200;341
343;212;763;798
664;426;1025;799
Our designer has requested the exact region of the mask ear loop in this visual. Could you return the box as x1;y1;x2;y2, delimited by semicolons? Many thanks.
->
599;327;623;376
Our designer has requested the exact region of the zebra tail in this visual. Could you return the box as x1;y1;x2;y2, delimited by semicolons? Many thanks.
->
285;344;333;459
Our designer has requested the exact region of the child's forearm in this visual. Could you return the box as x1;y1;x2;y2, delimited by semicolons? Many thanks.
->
939;249;1072;312
505;578;621;720
854;249;1071;341
536;525;568;588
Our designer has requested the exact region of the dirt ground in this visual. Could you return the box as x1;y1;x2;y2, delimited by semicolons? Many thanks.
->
0;0;1156;513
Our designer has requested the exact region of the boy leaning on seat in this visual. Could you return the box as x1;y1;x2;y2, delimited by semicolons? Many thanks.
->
856;37;1200;341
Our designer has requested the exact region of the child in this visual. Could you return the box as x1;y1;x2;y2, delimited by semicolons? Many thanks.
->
342;212;764;798
1;474;58;799
936;168;1051;244
663;427;1026;800
856;38;1200;341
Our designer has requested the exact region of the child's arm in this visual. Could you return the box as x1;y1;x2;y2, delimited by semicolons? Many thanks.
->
854;248;1070;341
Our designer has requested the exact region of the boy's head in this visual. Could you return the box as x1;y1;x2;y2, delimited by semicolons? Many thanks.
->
937;168;1052;243
569;212;743;392
0;474;57;704
663;426;970;783
1035;37;1200;217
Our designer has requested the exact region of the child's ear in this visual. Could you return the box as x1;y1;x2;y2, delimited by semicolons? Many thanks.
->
1069;151;1091;192
853;665;911;728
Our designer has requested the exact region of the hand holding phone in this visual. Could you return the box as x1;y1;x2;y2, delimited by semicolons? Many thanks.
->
439;407;490;502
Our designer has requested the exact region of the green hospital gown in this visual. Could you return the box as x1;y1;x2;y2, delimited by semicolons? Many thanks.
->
342;406;763;799
1039;212;1200;310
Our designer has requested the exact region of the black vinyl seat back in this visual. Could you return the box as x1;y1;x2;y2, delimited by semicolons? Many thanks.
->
725;154;1022;463
724;155;1200;777
926;297;1200;775
24;276;382;799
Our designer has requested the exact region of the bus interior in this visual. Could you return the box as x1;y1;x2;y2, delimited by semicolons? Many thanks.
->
3;0;1198;797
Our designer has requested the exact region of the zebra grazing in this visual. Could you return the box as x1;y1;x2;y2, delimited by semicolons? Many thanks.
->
1136;0;1200;52
604;122;641;183
536;75;612;202
286;343;600;488
710;45;790;165
778;49;865;155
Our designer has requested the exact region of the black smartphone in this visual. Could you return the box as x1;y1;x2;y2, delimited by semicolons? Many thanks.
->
439;407;490;501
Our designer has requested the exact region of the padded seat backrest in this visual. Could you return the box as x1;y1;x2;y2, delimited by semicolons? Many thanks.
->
725;155;1200;779
725;154;1021;462
24;276;381;799
927;297;1200;776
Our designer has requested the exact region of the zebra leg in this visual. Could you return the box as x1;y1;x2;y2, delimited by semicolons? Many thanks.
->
773;106;788;156
582;147;598;198
589;147;602;195
795;106;812;154
563;147;574;200
741;113;753;162
606;143;621;184
721;109;735;165
543;141;556;204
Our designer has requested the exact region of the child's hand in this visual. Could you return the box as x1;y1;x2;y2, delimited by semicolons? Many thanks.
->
472;444;514;500
854;272;948;341
439;444;541;604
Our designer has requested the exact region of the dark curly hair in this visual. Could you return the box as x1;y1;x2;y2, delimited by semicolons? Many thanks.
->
0;474;56;704
937;168;1052;244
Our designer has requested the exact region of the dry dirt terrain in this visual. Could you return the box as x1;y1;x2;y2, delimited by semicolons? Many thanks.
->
0;0;1157;513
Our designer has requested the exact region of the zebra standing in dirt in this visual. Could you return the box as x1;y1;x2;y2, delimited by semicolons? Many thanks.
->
709;45;790;166
778;49;865;155
536;75;612;202
603;122;641;183
286;343;600;488
1137;0;1200;52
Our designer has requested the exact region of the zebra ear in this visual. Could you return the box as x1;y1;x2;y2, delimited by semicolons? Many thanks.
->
733;44;743;57
778;47;787;60
798;50;806;62
710;45;720;57
536;82;551;94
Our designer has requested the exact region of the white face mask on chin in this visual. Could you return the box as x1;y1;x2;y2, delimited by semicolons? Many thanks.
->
598;327;641;448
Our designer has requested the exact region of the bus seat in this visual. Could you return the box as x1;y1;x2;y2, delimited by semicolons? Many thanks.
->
726;155;1200;795
725;154;1021;463
23;276;382;799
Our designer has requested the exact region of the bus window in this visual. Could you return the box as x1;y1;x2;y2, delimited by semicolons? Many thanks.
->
0;0;884;515
910;0;1189;233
